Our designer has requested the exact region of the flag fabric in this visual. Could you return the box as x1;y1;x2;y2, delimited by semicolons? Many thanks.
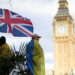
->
0;8;33;37
26;40;34;75
0;21;8;33
26;40;45;75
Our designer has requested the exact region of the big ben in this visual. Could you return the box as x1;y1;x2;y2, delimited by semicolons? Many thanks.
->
53;0;75;75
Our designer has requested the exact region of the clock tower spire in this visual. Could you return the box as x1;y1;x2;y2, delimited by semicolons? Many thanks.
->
59;0;68;8
55;0;72;19
54;0;73;37
53;0;75;75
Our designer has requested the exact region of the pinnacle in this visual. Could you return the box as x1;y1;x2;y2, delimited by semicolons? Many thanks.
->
59;0;67;3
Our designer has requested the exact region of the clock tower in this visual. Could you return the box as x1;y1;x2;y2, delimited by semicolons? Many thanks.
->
53;0;75;75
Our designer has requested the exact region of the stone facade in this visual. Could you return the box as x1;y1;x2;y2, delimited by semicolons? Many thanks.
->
53;0;75;75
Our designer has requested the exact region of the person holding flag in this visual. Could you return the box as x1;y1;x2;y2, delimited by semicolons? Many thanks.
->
26;34;45;75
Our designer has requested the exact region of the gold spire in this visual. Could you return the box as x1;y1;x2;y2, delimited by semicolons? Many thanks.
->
55;0;70;17
59;0;68;8
59;0;68;3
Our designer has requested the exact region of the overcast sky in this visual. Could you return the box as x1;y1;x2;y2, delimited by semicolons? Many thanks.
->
0;0;75;70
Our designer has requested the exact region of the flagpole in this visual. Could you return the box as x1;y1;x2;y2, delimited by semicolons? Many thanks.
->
9;0;13;10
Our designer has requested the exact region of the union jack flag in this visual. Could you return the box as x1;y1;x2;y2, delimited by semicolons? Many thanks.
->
0;9;33;37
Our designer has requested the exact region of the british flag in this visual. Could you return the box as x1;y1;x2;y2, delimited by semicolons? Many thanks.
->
0;8;33;37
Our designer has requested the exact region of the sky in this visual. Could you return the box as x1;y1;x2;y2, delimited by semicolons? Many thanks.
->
0;0;75;71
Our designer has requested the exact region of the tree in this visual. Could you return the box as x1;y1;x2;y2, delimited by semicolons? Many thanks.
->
0;43;28;75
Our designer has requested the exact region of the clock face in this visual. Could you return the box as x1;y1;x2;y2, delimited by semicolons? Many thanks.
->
57;25;66;35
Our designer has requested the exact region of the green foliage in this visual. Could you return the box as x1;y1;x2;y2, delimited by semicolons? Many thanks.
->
0;43;28;75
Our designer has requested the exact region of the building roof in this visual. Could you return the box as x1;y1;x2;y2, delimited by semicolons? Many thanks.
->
59;0;68;3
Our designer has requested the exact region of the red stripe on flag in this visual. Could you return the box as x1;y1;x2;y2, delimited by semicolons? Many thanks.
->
14;25;32;37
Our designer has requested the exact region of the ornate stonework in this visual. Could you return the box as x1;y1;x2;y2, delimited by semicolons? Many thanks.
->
53;0;75;75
